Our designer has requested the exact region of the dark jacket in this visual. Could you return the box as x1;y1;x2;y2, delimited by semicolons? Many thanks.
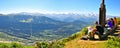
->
108;20;113;28
96;25;104;35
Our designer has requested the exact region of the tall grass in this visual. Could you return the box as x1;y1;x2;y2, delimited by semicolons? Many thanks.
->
35;40;65;48
106;37;120;48
62;27;88;42
0;42;24;48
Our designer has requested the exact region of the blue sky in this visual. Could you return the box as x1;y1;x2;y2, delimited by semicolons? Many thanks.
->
0;0;120;16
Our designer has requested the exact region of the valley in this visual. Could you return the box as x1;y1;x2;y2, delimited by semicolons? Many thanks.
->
0;13;93;43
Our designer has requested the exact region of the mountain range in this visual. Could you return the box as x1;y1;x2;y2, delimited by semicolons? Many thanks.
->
0;12;116;43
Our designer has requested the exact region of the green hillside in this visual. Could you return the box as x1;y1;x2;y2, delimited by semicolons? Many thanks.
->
0;15;88;42
64;18;120;48
64;27;106;48
0;18;120;48
0;32;30;44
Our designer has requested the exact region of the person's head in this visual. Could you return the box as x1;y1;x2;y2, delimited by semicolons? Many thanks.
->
110;18;113;21
108;18;112;21
95;21;98;25
114;17;116;19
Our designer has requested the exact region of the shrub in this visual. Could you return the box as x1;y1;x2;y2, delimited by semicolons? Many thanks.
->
35;42;49;48
35;42;41;48
52;41;65;48
35;40;65;48
62;27;88;42
106;37;120;48
0;44;9;48
10;43;24;48
62;38;70;42
49;40;65;48
40;42;49;48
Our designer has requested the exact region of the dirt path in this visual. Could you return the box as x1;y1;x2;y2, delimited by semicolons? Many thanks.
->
77;40;106;48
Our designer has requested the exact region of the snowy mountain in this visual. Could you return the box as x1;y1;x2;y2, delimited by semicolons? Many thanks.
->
3;12;99;22
0;12;117;42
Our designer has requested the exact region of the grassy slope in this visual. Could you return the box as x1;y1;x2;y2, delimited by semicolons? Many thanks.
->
65;18;120;48
0;18;119;48
117;17;120;24
64;31;107;48
0;42;34;48
0;32;26;41
24;46;34;48
65;32;106;48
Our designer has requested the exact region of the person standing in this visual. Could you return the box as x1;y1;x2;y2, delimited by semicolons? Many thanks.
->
114;17;117;26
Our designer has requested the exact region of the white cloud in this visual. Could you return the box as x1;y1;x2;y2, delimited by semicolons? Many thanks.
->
0;8;97;15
